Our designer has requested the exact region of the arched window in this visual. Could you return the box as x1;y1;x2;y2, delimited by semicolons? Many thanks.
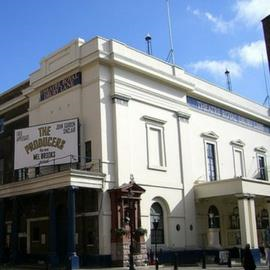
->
150;202;164;244
208;205;220;228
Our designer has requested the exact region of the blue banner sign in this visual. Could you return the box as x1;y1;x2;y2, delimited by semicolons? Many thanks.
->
187;96;270;134
40;72;82;101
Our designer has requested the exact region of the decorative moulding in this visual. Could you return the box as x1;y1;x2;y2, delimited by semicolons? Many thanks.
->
176;111;191;120
201;131;219;140
142;115;167;125
111;93;131;104
254;146;267;153
230;139;245;147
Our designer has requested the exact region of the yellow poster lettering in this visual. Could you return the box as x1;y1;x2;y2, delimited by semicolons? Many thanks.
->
24;136;66;154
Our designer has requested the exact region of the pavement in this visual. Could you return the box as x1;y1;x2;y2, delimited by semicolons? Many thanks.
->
81;264;269;270
80;266;269;270
0;264;269;270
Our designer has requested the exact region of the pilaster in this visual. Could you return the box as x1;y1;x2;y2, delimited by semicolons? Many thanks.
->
111;93;131;185
176;110;194;247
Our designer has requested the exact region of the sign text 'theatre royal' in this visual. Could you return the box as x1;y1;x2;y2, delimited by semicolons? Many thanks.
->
40;72;82;101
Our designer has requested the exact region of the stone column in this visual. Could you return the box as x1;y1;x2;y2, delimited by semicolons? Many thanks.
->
48;190;59;267
0;199;5;263
67;186;79;269
249;197;258;248
10;197;18;264
237;194;258;248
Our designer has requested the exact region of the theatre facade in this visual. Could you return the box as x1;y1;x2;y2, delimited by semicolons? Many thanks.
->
0;37;269;269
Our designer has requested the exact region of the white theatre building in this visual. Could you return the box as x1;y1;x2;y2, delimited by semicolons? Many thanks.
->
0;37;269;268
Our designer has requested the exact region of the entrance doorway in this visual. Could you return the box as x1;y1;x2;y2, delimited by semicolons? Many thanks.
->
207;205;221;248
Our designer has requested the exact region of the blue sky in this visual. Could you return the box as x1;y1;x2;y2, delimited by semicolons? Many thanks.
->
0;0;270;106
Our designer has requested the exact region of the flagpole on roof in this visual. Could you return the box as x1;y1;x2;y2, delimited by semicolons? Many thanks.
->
166;0;175;65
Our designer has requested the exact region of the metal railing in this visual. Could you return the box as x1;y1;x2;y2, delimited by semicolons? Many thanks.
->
4;155;102;183
252;166;269;181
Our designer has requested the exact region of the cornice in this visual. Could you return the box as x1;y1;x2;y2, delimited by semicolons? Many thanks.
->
113;78;189;113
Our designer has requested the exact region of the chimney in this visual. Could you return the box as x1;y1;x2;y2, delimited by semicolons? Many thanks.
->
262;15;270;73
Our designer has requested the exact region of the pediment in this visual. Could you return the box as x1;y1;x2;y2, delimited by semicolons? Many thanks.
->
230;139;245;147
201;131;219;140
108;180;145;199
119;181;146;194
255;146;267;153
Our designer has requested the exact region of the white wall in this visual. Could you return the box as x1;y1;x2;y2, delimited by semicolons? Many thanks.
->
188;107;270;183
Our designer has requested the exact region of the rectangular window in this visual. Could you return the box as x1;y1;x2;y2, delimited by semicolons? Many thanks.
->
234;149;244;177
146;124;166;170
258;155;267;180
85;141;92;163
206;143;217;181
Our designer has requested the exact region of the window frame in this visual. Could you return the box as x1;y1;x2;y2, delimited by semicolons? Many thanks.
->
256;153;267;180
150;202;165;245
204;140;219;181
145;121;167;171
232;147;246;178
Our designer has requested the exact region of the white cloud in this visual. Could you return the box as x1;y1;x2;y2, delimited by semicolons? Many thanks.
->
192;9;200;16
190;60;242;78
204;12;233;34
186;6;200;16
234;0;270;26
230;40;267;67
187;0;270;32
187;7;232;34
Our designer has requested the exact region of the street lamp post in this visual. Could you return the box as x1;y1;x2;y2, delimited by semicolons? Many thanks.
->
152;218;159;270
127;188;135;270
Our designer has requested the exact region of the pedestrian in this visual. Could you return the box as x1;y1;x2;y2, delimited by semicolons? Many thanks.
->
264;226;270;266
243;244;256;270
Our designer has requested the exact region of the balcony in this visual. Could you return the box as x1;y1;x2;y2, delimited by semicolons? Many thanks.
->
0;156;105;198
194;176;270;200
